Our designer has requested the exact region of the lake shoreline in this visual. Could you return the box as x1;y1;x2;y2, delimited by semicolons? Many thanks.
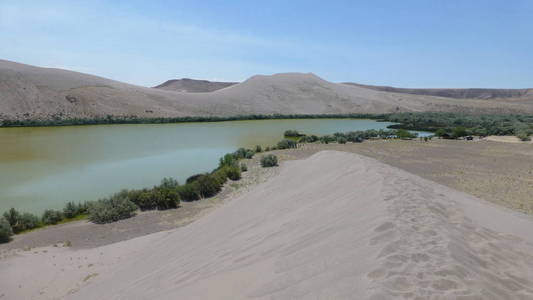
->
0;113;383;128
2;138;532;254
0;118;400;214
2;146;533;299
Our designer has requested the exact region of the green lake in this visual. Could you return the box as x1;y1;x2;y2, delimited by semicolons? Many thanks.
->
0;119;404;213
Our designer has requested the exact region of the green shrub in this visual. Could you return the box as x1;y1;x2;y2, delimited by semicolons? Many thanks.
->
3;208;21;233
299;134;319;143
396;129;417;139
277;139;297;149
255;145;262;153
219;153;237;168
177;183;200;201
88;196;137;224
156;188;180;209
516;130;531;141
234;148;254;159
159;177;179;189
319;135;335;144
265;146;271;152
240;163;248;172
186;174;203;184
434;128;447;138
196;175;222;198
211;169;229;185
451;127;468;139
41;209;64;225
0;217;13;243
19;213;40;231
261;154;278;167
63;201;84;218
284;130;304;137
224;165;242;180
336;136;347;144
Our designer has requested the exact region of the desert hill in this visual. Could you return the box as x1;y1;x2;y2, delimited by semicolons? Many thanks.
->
153;78;237;92
343;82;533;100
1;59;533;122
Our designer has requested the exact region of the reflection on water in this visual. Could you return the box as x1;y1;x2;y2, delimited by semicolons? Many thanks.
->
0;119;400;213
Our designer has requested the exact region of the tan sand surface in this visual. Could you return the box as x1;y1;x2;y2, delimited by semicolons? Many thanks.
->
280;139;533;214
485;135;533;144
2;151;533;299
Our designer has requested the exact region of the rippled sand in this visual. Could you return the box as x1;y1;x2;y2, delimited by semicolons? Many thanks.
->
2;151;533;299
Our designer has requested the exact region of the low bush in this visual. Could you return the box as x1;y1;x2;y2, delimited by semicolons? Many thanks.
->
3;208;44;233
396;129;418;139
177;183;200;201
19;213;40;231
0;217;13;243
319;135;335;144
261;154;278;167
451;127;468;139
234;148;254;159
284;130;304;137
516;131;531;141
240;163;248;172
3;208;21;233
41;209;64;225
63;201;87;218
196;174;223;198
336;136;347;144
299;135;319;143
254;145;262;153
186;173;203;184
277;139;297;149
223;165;242;181
159;177;179;189
219;153;238;168
136;188;180;210
88;196;138;224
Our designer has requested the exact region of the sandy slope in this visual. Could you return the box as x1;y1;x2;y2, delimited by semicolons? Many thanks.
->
343;82;533;100
153;78;237;92
2;59;533;121
2;151;533;299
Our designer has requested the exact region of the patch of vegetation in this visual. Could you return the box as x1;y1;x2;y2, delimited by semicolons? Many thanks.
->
41;209;64;225
277;139;297;149
0;113;381;128
176;183;200;201
88;196;138;224
0;217;13;243
284;130;305;138
261;154;278;167
382;112;533;139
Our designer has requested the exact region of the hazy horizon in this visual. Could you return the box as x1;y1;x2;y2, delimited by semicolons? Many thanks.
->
1;0;532;88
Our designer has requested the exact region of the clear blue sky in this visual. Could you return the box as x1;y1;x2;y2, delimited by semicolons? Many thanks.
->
1;0;532;88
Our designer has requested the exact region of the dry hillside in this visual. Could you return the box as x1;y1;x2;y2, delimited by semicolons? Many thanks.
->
153;78;237;92
344;82;533;100
1;59;533;122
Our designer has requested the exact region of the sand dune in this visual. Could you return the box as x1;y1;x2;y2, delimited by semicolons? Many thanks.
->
153;78;237;92
2;151;533;299
2;59;533;122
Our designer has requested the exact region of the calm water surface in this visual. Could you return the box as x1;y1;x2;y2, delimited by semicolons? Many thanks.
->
0;119;402;213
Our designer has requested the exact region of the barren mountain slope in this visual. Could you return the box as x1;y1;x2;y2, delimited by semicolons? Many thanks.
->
344;82;533;100
1;59;533;121
153;78;237;92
